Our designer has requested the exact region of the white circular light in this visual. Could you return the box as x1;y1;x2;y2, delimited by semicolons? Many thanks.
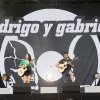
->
46;74;53;81
36;51;63;81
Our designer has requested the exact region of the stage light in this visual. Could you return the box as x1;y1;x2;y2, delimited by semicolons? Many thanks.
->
94;72;100;86
46;74;53;82
94;73;100;79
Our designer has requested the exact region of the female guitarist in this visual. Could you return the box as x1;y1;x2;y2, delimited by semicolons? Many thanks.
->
18;53;34;83
56;52;76;83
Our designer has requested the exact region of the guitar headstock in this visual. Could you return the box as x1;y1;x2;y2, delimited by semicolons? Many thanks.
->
74;56;80;60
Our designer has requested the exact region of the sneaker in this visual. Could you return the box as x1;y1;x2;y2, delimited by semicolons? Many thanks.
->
72;77;76;82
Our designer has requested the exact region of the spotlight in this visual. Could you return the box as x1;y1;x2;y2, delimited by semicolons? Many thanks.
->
2;74;9;87
2;74;9;81
94;73;100;79
94;72;100;86
46;74;53;82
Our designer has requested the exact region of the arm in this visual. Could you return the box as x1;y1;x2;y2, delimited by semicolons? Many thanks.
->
18;60;23;68
18;60;27;68
29;61;34;69
31;62;34;68
68;59;74;68
69;63;74;68
56;63;64;68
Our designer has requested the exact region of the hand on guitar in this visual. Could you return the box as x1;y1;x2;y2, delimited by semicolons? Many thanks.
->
68;62;74;68
57;64;66;69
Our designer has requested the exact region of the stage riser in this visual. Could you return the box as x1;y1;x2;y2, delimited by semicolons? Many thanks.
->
84;86;100;93
83;94;100;100
0;93;100;100
0;94;32;100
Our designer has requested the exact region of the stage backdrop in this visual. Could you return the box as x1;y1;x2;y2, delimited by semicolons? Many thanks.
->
0;2;100;93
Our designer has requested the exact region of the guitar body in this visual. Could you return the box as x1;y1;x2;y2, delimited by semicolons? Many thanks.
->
56;64;67;73
56;67;67;73
18;67;27;76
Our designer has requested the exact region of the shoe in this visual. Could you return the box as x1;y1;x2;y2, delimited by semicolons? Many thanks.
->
72;77;76;82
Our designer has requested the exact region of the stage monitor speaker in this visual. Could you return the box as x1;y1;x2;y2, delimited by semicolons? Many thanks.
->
40;87;57;93
13;83;31;94
62;82;80;93
84;86;100;93
0;88;13;94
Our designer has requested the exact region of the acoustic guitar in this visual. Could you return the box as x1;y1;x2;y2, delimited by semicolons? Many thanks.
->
17;65;28;76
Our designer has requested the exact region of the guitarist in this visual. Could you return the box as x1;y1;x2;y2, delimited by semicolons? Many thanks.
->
56;52;76;82
19;53;34;83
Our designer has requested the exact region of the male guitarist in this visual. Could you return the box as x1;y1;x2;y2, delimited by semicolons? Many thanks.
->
56;52;76;82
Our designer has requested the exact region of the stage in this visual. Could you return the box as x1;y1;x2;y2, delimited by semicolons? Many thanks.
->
0;0;100;99
0;86;100;100
0;93;100;100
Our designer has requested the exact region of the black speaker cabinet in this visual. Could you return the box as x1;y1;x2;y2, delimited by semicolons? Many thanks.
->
13;83;31;94
62;82;80;93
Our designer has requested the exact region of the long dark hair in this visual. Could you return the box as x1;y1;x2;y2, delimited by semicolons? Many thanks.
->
25;53;32;61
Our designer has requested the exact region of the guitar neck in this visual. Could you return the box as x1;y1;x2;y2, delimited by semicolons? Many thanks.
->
19;65;28;68
66;57;79;67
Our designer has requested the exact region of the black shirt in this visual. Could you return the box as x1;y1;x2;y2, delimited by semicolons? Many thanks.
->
58;58;72;69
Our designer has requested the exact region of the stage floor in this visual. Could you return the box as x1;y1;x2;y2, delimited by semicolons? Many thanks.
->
0;93;100;100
